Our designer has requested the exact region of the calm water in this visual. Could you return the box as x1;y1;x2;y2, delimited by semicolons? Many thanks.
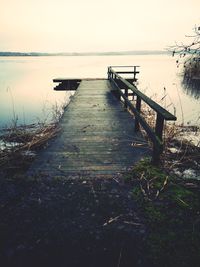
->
0;55;199;128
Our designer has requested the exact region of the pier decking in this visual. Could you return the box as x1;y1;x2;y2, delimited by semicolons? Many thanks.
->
29;79;150;177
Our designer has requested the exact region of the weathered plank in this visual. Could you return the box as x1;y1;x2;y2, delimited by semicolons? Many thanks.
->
28;79;150;177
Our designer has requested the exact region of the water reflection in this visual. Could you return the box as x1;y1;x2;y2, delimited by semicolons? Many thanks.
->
0;55;200;127
182;75;200;100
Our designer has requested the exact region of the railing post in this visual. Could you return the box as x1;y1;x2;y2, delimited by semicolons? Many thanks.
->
152;113;165;164
124;88;128;109
133;66;138;81
108;67;110;80
109;69;120;101
116;88;121;101
135;96;141;131
152;144;163;165
113;74;120;101
155;113;164;141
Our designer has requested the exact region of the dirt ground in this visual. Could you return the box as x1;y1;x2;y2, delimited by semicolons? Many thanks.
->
0;175;147;267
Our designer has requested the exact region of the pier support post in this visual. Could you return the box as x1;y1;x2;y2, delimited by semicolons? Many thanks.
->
135;96;141;131
152;114;165;164
125;88;128;109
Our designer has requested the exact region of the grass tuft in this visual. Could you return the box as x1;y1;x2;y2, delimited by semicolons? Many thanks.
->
125;158;200;267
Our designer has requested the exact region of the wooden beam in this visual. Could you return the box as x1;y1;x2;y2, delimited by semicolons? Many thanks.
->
110;68;176;121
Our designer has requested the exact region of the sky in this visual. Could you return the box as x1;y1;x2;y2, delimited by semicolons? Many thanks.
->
0;0;200;53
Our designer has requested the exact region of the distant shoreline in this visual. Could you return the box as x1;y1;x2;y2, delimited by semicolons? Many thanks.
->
0;50;169;57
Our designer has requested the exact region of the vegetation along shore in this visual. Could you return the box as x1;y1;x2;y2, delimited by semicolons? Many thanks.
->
0;96;199;266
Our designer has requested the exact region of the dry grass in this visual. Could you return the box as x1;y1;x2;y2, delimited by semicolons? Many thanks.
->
184;58;200;79
0;93;72;177
139;104;200;177
0;122;61;177
1;91;199;179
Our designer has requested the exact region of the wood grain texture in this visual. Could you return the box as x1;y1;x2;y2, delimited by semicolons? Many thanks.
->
28;80;150;177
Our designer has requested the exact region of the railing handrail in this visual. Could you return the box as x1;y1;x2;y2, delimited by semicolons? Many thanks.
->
108;66;176;121
108;66;177;163
108;65;140;68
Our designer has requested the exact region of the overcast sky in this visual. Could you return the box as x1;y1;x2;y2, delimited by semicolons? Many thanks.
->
0;0;199;52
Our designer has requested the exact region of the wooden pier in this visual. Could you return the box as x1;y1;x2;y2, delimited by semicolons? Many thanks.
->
29;66;176;177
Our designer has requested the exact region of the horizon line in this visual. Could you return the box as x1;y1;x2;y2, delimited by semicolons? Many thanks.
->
0;49;169;56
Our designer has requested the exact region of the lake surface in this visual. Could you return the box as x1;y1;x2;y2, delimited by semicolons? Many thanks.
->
0;54;199;128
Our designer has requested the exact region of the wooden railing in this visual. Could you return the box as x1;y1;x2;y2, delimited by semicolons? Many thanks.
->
108;66;177;164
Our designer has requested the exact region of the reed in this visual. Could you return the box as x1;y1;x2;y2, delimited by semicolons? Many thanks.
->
184;57;200;79
0;97;71;178
136;90;200;178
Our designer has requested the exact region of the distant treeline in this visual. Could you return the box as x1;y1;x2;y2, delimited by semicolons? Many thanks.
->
0;50;169;57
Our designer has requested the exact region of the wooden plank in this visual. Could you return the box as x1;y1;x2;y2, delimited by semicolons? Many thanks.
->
28;79;150;177
116;71;139;74
53;78;106;82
